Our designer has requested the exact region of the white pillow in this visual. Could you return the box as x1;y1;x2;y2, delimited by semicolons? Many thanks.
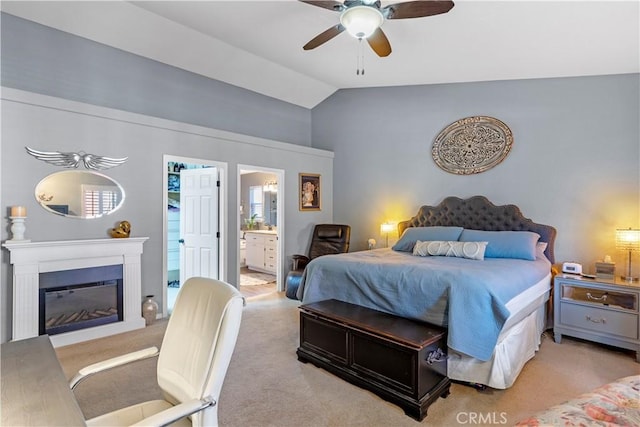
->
413;240;488;260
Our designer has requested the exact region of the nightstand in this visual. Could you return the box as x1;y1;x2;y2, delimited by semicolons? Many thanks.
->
554;274;640;362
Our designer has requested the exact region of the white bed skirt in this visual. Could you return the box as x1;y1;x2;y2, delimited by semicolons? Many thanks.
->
447;300;547;389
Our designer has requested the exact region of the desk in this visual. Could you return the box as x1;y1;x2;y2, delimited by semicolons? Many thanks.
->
1;335;86;426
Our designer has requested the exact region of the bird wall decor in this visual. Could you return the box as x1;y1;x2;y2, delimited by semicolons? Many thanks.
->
25;147;128;170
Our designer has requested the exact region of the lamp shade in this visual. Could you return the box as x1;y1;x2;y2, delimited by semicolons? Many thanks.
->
380;222;396;235
340;5;383;39
616;228;640;251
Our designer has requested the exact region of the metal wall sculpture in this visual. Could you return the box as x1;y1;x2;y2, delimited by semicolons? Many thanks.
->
431;116;513;175
25;147;128;170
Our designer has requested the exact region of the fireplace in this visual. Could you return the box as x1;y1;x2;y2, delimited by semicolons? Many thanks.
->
39;265;124;336
3;237;148;347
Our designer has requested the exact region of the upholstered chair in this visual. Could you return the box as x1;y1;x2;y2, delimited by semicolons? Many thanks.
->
285;224;351;299
70;277;245;427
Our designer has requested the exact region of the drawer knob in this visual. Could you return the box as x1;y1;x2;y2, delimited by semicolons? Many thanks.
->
586;315;606;324
586;292;608;302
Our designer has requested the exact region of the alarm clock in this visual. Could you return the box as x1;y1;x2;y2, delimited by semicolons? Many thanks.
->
562;262;583;275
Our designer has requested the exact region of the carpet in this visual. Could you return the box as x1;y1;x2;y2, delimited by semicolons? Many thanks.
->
57;293;640;426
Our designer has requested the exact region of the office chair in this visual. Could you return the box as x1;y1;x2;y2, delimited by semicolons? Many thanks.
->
285;224;350;300
70;277;245;427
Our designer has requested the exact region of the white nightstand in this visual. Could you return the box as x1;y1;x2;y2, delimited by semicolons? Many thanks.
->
554;274;640;362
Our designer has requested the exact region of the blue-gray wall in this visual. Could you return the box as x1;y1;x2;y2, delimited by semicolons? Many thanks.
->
1;13;311;146
2;11;639;343
311;75;640;270
0;13;334;344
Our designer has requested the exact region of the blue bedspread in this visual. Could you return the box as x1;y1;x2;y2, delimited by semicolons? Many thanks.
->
298;249;551;361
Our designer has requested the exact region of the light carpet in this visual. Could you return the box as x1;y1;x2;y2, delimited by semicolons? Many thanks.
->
57;292;640;426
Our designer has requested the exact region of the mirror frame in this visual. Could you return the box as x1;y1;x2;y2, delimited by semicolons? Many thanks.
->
35;170;125;219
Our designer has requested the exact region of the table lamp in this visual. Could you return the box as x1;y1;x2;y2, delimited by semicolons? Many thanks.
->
380;222;396;248
616;228;640;282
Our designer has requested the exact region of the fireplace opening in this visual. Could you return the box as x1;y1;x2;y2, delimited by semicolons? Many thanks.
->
39;265;123;336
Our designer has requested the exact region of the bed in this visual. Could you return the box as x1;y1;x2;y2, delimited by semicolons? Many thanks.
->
297;195;557;389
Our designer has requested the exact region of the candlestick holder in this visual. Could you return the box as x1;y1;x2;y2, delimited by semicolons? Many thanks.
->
9;216;30;242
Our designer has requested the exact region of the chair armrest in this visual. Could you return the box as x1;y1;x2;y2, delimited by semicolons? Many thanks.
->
291;254;310;270
130;396;216;427
70;346;159;390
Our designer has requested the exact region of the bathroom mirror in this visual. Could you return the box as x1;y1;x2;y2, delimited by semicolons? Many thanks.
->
35;170;125;219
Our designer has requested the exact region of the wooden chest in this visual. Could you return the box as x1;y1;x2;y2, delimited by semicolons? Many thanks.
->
297;299;450;421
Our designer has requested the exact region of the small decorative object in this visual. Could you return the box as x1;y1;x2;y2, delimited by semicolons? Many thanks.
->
368;238;377;250
432;116;513;175
299;173;321;211
109;220;131;238
141;295;159;326
616;228;640;282
25;146;128;170
595;261;615;280
8;206;29;242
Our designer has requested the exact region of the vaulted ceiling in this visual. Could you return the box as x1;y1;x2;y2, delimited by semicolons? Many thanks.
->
2;1;638;108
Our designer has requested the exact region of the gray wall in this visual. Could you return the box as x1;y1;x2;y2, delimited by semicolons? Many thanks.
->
0;13;332;343
0;13;311;147
311;74;640;271
3;11;639;343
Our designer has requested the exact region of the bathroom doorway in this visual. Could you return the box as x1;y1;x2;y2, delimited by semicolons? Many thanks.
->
238;165;283;299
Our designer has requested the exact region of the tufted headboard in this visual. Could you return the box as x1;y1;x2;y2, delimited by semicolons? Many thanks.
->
397;196;557;263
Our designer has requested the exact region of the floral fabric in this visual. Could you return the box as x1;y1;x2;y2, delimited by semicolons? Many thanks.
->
516;375;640;426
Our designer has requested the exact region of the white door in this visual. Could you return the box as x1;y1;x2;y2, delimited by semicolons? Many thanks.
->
180;167;219;284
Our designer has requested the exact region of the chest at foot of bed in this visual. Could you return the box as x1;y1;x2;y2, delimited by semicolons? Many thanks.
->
297;299;451;421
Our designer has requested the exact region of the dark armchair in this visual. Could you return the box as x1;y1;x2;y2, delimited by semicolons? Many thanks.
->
285;224;351;300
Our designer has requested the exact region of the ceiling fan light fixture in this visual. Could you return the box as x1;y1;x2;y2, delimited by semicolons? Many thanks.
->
340;5;383;39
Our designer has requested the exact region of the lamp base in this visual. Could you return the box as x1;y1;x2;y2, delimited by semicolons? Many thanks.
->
620;275;639;282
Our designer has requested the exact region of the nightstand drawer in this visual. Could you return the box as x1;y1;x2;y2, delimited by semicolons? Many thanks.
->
561;284;637;311
560;303;638;339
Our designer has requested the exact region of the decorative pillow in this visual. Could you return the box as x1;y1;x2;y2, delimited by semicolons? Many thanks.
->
413;240;488;260
459;230;540;260
392;226;464;252
536;241;548;258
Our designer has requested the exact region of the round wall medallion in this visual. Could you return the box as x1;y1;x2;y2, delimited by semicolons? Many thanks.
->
432;116;513;175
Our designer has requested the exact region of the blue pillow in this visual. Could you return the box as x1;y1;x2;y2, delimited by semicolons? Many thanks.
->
459;230;540;260
392;226;464;252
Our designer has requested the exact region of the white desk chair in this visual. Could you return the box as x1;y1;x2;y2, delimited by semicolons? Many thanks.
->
70;277;245;426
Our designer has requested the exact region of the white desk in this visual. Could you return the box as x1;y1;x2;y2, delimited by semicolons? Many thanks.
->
1;335;86;426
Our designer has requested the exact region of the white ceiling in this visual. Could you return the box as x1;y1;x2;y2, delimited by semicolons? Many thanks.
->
2;1;639;108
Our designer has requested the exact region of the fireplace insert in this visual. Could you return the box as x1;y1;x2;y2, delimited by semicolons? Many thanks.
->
39;265;123;336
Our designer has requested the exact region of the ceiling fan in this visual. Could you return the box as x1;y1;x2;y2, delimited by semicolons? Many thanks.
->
300;0;455;57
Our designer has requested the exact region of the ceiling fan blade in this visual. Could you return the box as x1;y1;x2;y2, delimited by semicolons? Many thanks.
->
384;0;454;20
298;1;345;12
367;28;392;57
303;24;346;50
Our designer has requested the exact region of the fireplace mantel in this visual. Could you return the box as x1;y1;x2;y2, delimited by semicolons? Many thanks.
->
3;237;148;347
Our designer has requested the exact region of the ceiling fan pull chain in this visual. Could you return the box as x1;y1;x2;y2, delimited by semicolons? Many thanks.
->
356;38;364;76
355;40;360;75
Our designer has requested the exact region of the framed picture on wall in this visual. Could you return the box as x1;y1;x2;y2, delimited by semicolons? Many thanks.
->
299;173;321;211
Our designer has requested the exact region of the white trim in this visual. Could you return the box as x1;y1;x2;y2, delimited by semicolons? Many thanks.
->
1;87;334;158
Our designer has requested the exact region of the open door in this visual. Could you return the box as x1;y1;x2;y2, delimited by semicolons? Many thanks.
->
180;167;219;283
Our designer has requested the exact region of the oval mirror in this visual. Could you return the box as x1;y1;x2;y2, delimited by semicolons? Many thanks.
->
35;170;125;219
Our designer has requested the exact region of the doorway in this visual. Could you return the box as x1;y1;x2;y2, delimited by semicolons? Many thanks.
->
238;165;283;299
163;155;227;315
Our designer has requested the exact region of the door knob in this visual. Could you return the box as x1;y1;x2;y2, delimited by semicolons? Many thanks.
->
178;239;185;244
